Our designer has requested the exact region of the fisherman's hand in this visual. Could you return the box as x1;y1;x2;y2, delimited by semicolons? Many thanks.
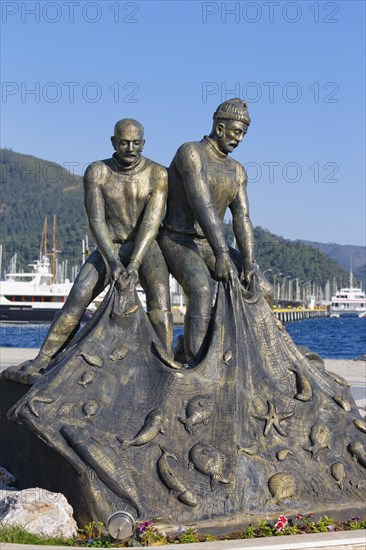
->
215;252;234;282
109;258;125;282
126;260;140;286
241;260;257;287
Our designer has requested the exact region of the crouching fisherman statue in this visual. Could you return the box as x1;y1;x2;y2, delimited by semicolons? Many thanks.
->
6;118;173;382
160;98;273;365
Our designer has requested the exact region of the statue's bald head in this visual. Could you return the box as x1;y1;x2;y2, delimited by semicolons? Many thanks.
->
111;118;145;167
113;118;144;139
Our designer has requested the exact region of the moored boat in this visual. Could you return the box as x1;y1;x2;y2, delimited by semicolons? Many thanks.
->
330;271;366;318
0;255;93;322
0;213;186;323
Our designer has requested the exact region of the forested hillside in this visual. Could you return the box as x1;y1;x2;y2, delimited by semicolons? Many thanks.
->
256;228;358;288
1;148;360;292
1;148;88;272
300;240;366;289
223;224;352;289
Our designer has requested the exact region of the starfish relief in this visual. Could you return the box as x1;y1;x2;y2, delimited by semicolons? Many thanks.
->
252;400;295;437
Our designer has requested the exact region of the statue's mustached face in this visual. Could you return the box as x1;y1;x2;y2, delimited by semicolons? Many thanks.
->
112;124;145;166
216;120;248;154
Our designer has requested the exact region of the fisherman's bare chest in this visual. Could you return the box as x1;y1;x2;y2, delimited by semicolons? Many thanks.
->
204;161;239;206
101;170;153;204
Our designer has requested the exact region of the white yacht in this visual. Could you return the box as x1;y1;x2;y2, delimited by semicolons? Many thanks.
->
0;255;93;323
330;272;366;318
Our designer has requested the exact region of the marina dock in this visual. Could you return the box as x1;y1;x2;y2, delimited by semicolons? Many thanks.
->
172;306;330;325
273;307;329;323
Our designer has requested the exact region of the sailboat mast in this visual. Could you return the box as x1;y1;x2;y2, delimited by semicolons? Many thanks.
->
52;214;56;283
349;256;353;288
43;217;48;258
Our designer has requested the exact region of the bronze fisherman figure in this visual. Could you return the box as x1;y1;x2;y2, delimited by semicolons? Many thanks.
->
160;99;272;364
19;119;173;375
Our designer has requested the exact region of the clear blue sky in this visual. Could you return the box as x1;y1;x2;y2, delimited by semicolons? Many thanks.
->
1;0;365;245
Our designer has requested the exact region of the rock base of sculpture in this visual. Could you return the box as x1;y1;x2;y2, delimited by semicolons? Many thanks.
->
3;276;366;529
0;487;77;539
0;378;96;526
0;467;16;488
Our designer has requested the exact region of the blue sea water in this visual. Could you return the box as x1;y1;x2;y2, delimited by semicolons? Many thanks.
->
285;317;366;359
0;317;365;360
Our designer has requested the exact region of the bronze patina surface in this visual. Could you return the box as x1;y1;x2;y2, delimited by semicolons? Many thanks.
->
160;99;272;364
4;274;365;527
2;102;365;529
5;119;173;383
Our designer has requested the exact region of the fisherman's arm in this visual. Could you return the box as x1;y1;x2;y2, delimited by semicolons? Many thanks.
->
179;145;233;281
84;162;125;281
127;165;168;275
229;165;256;285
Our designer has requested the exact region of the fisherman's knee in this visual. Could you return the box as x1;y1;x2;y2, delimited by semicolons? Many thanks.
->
185;275;212;317
62;280;93;317
146;284;171;312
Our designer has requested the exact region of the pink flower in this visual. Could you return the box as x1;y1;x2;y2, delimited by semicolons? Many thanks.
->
274;515;288;531
308;513;314;518
278;515;288;524
295;513;303;520
138;521;153;533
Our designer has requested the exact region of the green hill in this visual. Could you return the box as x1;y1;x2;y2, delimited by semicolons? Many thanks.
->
0;148;88;273
0;148;357;294
254;227;353;289
222;224;352;290
300;240;366;290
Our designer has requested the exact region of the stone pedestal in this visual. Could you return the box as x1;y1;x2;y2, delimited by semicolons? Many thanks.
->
0;376;92;526
2;279;366;529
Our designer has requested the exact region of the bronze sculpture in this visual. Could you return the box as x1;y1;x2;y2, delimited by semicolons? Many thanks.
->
160;99;272;364
2;103;365;532
16;119;173;378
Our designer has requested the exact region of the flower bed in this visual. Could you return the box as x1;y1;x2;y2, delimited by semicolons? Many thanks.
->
1;514;365;547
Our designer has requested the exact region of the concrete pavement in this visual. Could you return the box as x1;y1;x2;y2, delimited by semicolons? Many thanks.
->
0;529;365;549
